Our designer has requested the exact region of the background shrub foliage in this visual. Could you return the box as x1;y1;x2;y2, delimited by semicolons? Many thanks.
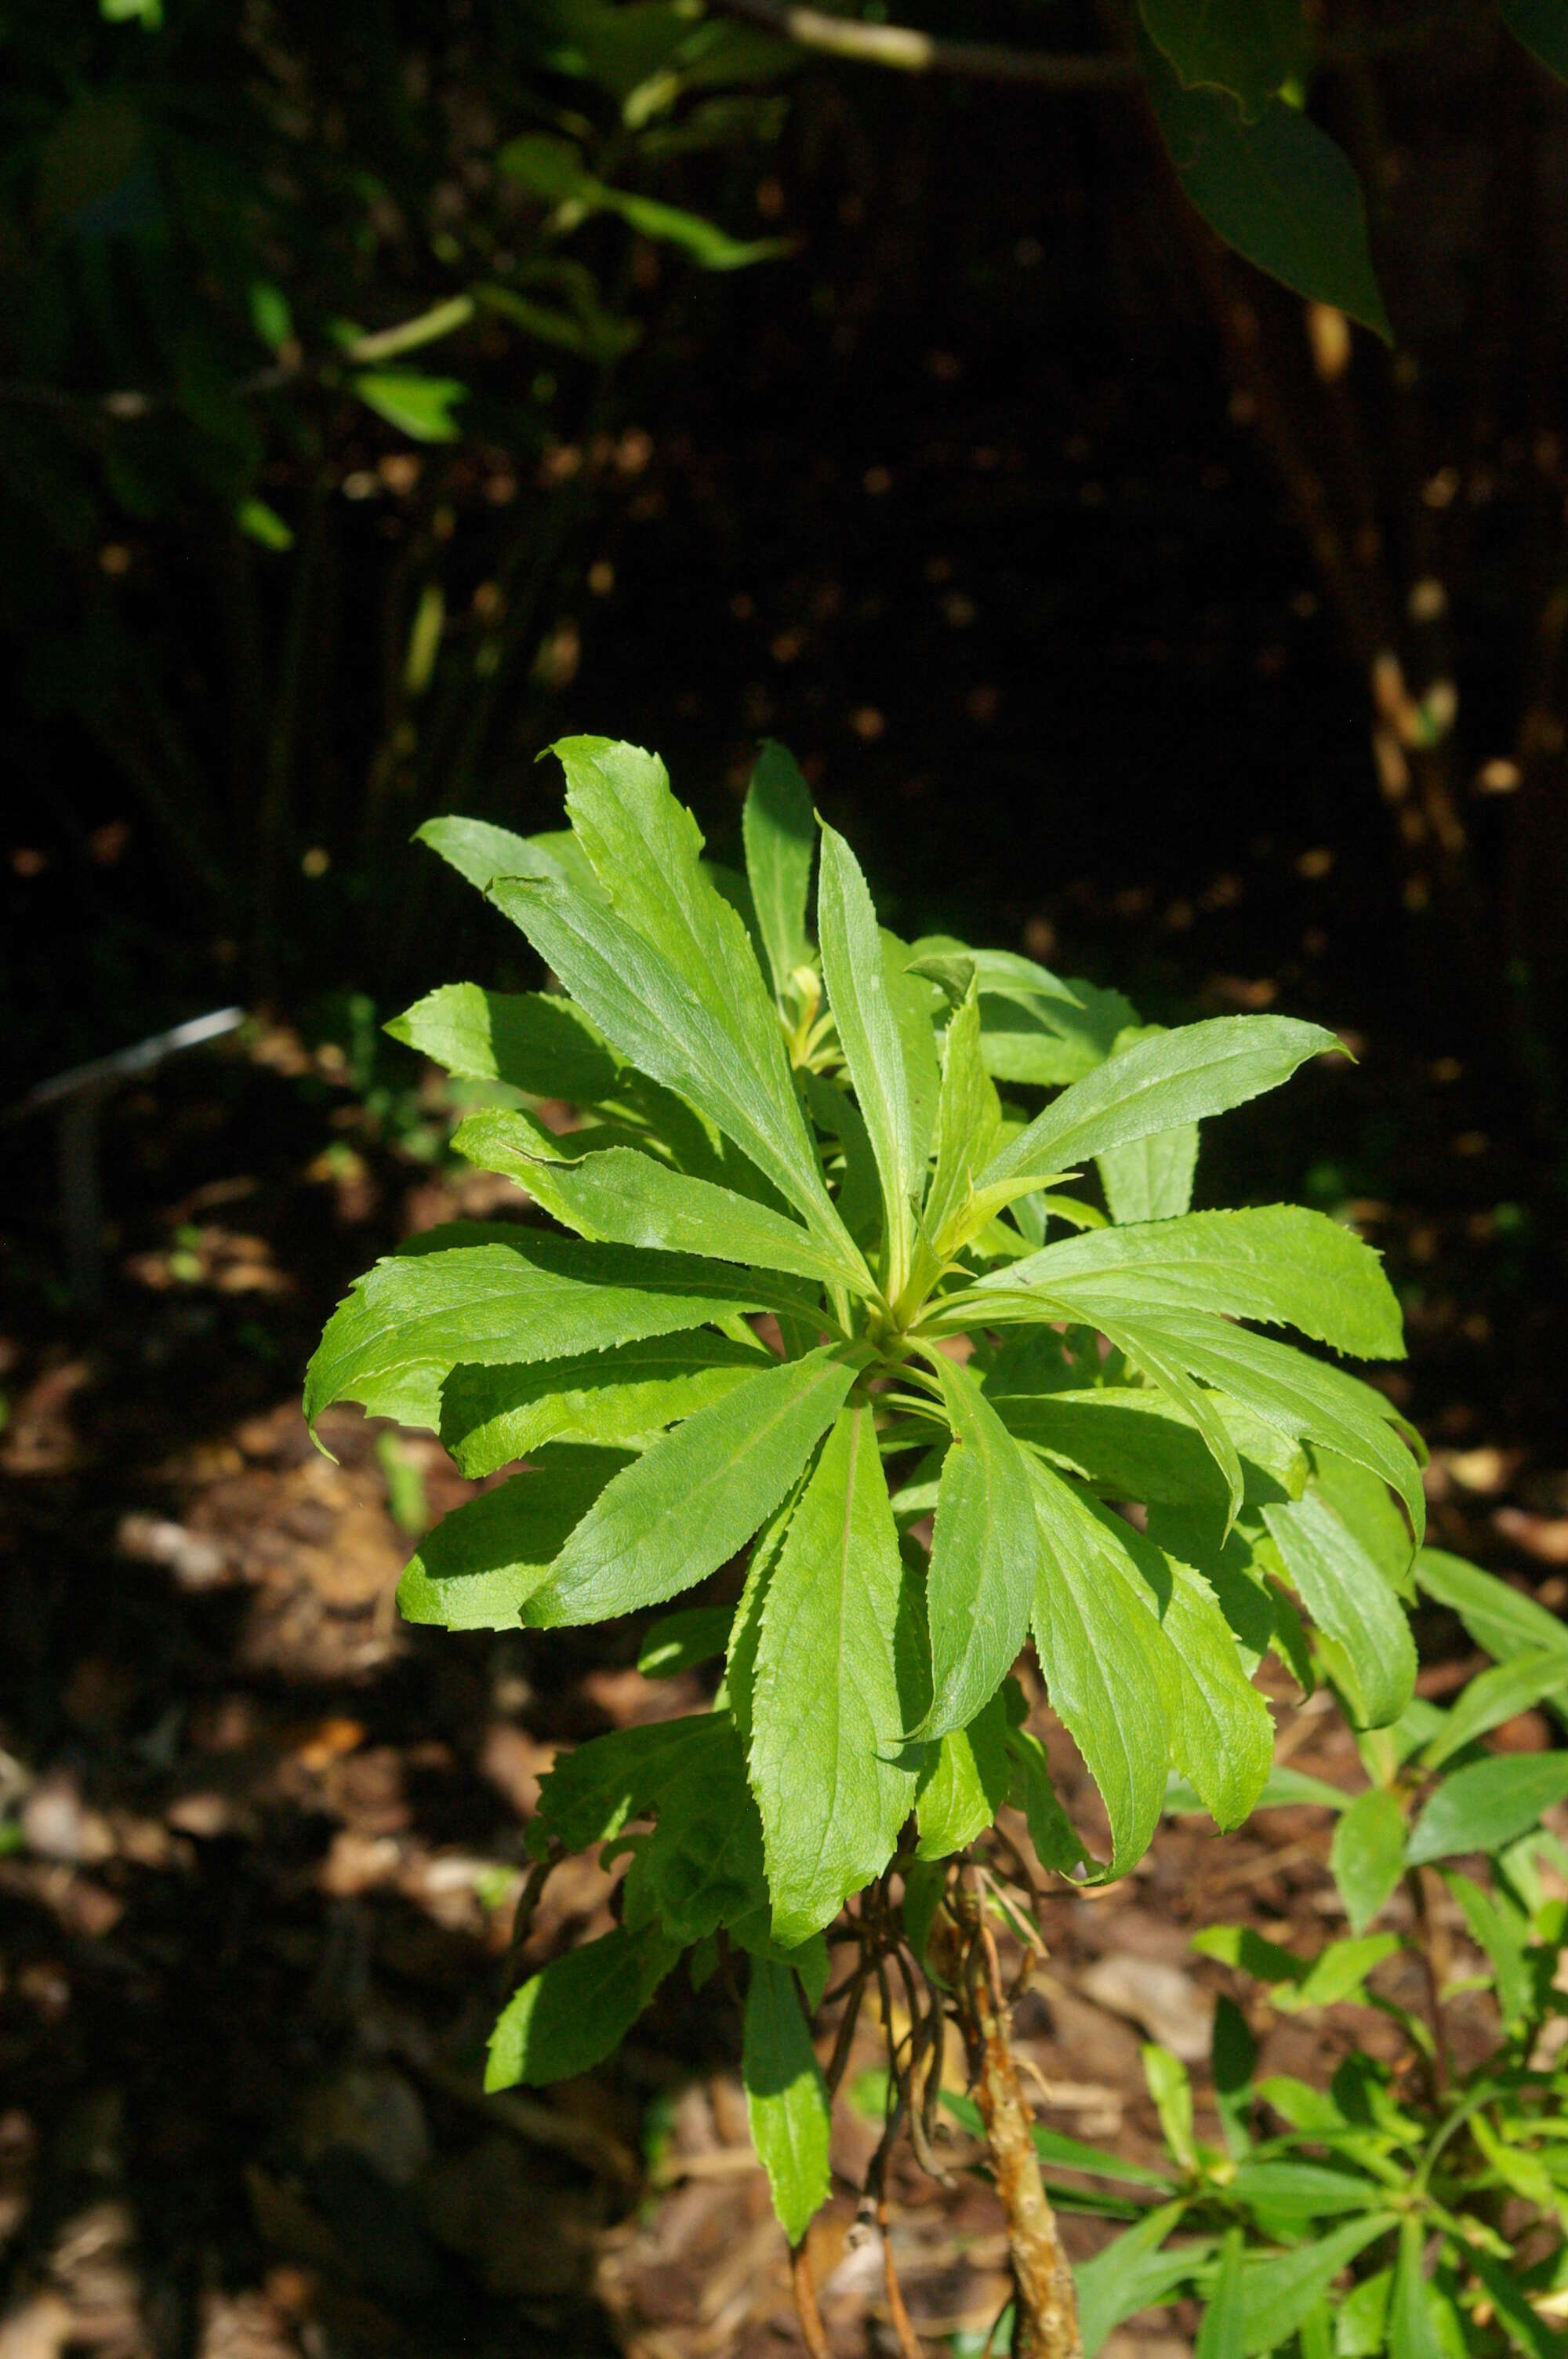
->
15;0;1568;1091
305;742;1568;2350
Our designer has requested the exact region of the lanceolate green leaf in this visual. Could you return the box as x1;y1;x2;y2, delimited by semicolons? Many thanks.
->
416;813;591;896
490;871;849;1256
456;1124;872;1293
1142;31;1390;340
917;1352;1040;1739
557;738;775;1048
750;1401;922;1942
1415;1547;1568;1667
1196;2228;1246;2359
450;1106;655;1224
1090;1312;1245;1528
1075;2204;1196;2359
1139;1550;1274;1828
974;1016;1339;1198
387;983;619;1100
305;1227;795;1434
398;1446;629;1629
486;1921;678;2089
1098;1123;1198;1226
521;1345;862;1627
1004;1724;1089;1875
1108;1314;1425;1543
724;1484;800;1754
440;1332;767;1476
988;1387;1300;1510
742;1957;832;2242
881;932;941;1176
1406;1752;1568;1867
971;1207;1404;1361
532;1714;715;1851
1390;2216;1446;2359
1418;1649;1568;1769
1312;1448;1419;1601
923;984;1002;1253
1234;2216;1396;2356
915;1690;1011;1859
742;741;816;1003
1442;1872;1530;2030
1027;1458;1177;1876
620;1713;768;1943
818;823;916;1299
1263;1492;1417;1728
1330;1787;1407;1932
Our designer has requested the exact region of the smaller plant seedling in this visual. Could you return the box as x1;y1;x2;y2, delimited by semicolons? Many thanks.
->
924;1536;1568;2357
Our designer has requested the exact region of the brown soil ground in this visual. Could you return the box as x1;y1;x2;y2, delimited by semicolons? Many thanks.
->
2;1033;1563;2359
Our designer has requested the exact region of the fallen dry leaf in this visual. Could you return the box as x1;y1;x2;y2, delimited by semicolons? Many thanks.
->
1078;1954;1212;2061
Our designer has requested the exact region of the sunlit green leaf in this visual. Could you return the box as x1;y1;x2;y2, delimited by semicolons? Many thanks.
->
917;1351;1040;1739
1330;1787;1406;1932
743;741;816;1004
1406;1751;1568;1867
818;821;915;1298
398;1445;628;1628
353;370;466;441
489;867;850;1258
915;1689;1011;1858
924;984;1003;1253
440;1332;764;1474
971;1206;1404;1361
306;1225;789;1434
1028;1458;1177;1876
456;1123;871;1292
1234;2216;1396;2354
486;1921;677;2088
750;1402;922;1941
975;1016;1338;1198
1263;1491;1417;1728
521;1345;861;1625
743;1957;831;2241
387;983;619;1100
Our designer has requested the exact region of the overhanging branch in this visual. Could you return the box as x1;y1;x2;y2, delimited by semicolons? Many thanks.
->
714;0;1136;85
713;0;1476;89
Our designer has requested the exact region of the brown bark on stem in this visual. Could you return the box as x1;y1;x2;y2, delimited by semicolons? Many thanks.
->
930;1894;1082;2359
877;2191;928;2359
791;2238;832;2358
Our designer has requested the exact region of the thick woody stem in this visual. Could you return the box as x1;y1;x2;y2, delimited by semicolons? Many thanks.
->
930;1893;1082;2359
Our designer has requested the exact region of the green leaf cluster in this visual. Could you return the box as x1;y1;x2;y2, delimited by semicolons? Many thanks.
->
307;733;1427;2240
1075;1540;1568;2359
